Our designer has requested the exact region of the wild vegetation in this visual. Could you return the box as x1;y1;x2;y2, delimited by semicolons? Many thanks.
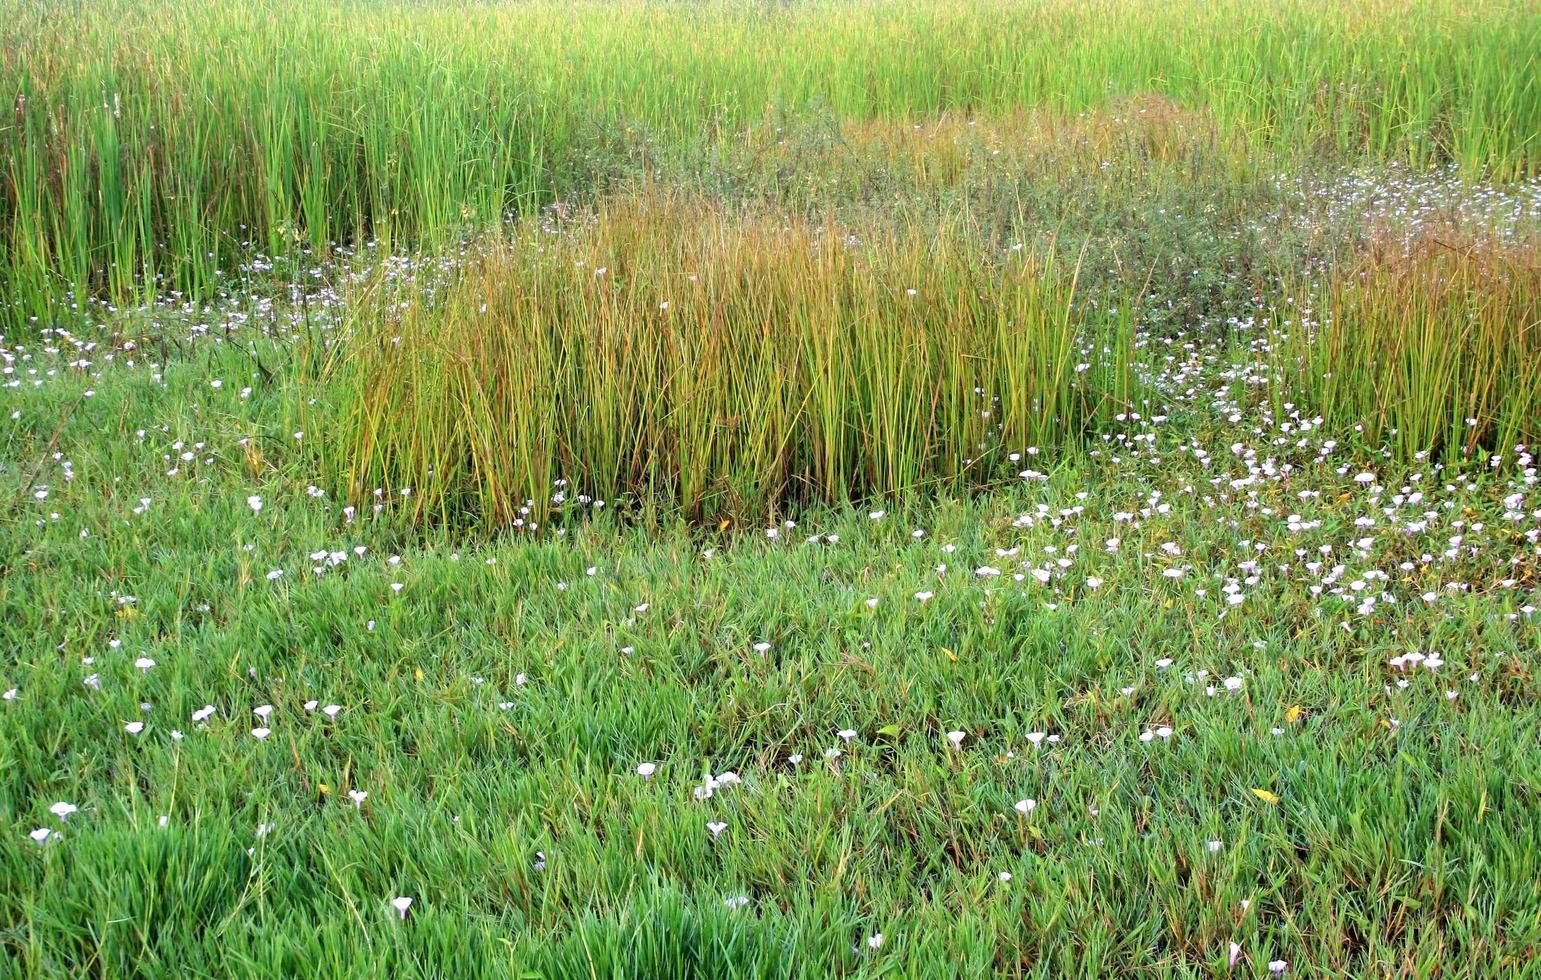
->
2;1;1540;977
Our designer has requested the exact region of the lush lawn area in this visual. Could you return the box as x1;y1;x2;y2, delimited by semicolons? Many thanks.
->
4;320;1539;975
3;0;1541;976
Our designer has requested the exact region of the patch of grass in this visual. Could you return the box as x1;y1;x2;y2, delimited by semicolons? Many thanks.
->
326;192;1135;524
1271;232;1541;463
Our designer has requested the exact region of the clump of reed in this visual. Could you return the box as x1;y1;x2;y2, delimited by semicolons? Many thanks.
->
1274;232;1540;462
324;193;1134;524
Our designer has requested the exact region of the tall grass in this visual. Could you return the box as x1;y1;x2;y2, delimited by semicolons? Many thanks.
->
324;194;1133;523
2;0;1538;324
1273;234;1541;462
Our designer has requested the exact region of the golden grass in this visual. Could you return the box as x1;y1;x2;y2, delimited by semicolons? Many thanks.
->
1276;231;1541;461
324;193;1135;524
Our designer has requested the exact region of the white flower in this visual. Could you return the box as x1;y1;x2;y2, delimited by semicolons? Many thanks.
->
247;495;263;513
251;727;271;740
1014;799;1036;816
322;704;342;719
866;933;884;950
29;827;55;844
349;790;368;808
124;721;144;736
946;730;966;749
1268;961;1287;976
836;729;856;744
134;657;156;673
50;802;77;821
391;896;413;919
724;896;749;909
635;762;657;780
706;821;728;838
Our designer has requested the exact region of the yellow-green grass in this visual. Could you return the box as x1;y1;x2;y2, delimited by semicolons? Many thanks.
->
324;193;1134;524
3;0;1538;322
1271;233;1541;463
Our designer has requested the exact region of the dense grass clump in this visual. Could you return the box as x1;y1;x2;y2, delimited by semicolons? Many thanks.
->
3;0;1539;323
326;195;1133;524
1274;234;1541;462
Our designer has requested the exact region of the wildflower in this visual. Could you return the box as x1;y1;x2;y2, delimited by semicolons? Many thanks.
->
348;790;368;808
133;657;156;673
124;721;144;736
635;762;657;780
706;821;727;838
251;727;271;740
391;896;413;920
247;495;263;513
946;730;966;749
50;802;78;821
867;933;884;950
1014;799;1037;815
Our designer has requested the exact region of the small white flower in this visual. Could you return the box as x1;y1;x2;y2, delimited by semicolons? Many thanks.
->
50;802;77;821
706;821;728;838
134;657;156;673
348;790;368;808
124;721;144;736
836;729;856;744
635;762;657;780
946;730;966;749
247;495;263;513
1014;799;1036;816
251;727;271;740
391;896;413;919
866;933;884;950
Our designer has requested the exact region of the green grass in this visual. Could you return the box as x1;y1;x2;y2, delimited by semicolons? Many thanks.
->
3;337;1540;976
4;1;1541;975
3;0;1540;323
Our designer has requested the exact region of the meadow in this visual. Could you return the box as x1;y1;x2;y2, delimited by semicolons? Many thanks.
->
3;0;1541;976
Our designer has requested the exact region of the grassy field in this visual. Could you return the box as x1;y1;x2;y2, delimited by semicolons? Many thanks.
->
4;1;1541;977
